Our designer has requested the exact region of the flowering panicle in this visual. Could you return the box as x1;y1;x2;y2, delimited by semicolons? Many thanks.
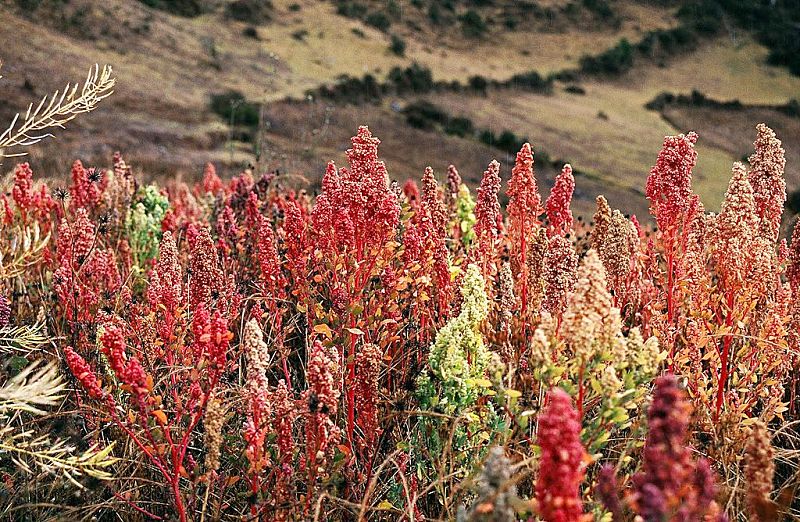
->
596;464;623;522
99;323;150;399
54;208;121;322
204;391;226;472
271;380;296;460
645;132;699;237
446;164;462;206
420;264;490;412
454;183;477;247
303;339;340;474
561;249;623;362
257;215;287;299
542;234;578;323
714;162;759;289
11;163;37;221
788;222;800;357
403;179;421;207
545;164;575;237
631;375;720;520
311;126;400;258
281;197;310;298
744;420;775;521
473;160;502;267
525;228;547;316
64;347;105;400
747;124;786;241
243;319;271;473
354;343;382;454
422;167;452;309
200;162;224;196
190;306;230;376
497;261;515;334
536;388;587;522
147;232;183;345
69;159;102;209
507;143;542;256
507;142;543;321
591;196;639;309
127;185;169;268
188;227;224;311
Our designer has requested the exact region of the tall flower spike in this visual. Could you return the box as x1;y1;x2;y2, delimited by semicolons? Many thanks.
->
645;132;698;235
204;391;226;472
303;339;341;474
446;164;462;204
545;164;575;237
243;319;270;474
542;234;578;322
201;162;224;196
188;227;223;311
714;162;759;288
147;232;183;344
354;343;382;454
257;215;286;299
744;420;775;521
747;123;786;241
11;163;35;216
311;127;399;257
474;160;502;248
64;347;105;400
536;388;587;522
592;196;639;308
507;143;542;250
69;159;102;209
422;167;452;308
561;249;623;362
631;374;720;521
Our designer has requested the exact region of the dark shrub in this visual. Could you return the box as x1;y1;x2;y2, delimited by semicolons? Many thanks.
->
388;63;434;94
366;12;392;31
444;117;475;137
403;101;449;130
137;0;204;17
390;34;406;56
210;91;260;127
580;38;634;75
468;75;489;93
336;1;368;18
226;0;273;23
507;70;553;93
460;10;487;38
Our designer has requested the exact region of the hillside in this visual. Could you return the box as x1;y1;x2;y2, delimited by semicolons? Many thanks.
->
1;0;799;218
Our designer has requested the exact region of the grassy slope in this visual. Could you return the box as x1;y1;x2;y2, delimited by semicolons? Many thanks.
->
0;0;798;216
429;35;800;209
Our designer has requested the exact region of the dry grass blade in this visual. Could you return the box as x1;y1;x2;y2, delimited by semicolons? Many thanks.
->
0;323;48;356
0;429;118;486
0;222;51;279
0;360;65;415
0;64;115;160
